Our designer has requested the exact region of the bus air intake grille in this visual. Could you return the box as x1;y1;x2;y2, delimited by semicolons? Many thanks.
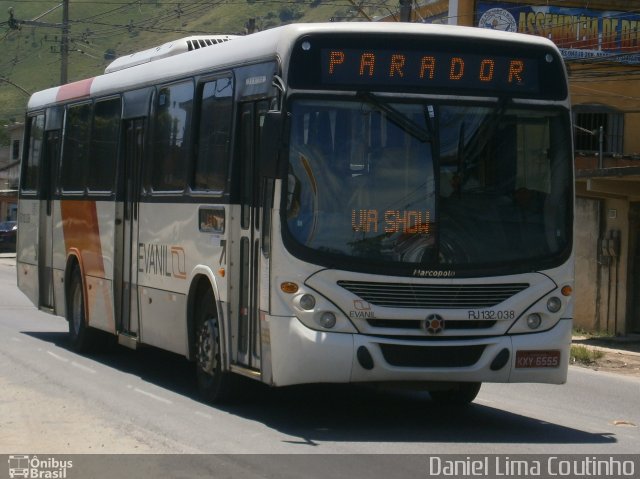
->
379;344;486;368
187;37;234;51
366;319;497;330
337;281;529;309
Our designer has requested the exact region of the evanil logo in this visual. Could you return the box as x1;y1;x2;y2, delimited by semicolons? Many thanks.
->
8;455;73;479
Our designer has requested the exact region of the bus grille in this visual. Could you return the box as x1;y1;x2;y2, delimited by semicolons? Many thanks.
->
337;281;529;309
367;319;497;330
379;344;486;368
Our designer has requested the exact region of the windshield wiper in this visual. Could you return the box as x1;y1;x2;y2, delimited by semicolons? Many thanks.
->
358;92;432;143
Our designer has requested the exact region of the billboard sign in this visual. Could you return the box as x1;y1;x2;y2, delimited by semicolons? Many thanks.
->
477;3;640;64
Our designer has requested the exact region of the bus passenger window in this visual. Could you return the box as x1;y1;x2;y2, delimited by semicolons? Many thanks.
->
151;81;193;192
22;114;45;192
193;78;233;192
61;103;92;192
88;98;121;193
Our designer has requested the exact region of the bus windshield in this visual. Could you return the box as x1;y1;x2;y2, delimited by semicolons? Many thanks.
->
284;98;572;275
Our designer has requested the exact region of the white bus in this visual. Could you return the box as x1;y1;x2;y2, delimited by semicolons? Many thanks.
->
18;22;574;405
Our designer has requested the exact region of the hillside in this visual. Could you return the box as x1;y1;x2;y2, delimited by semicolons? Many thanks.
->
0;0;392;130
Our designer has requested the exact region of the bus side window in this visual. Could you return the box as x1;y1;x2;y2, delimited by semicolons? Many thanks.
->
22;114;45;193
193;77;233;192
61;103;92;193
151;81;193;192
87;98;121;193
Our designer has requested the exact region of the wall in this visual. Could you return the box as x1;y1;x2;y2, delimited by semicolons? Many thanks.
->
574;197;601;331
600;198;630;334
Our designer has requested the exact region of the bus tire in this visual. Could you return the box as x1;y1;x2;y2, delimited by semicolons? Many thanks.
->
66;266;103;353
195;289;237;403
429;382;481;406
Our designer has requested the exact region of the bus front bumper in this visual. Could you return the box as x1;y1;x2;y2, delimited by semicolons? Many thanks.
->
265;315;571;387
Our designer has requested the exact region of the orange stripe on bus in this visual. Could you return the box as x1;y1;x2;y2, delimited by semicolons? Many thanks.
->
60;200;105;277
56;78;94;103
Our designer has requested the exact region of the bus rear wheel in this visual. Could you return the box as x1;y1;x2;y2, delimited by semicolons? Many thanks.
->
428;382;481;406
67;266;103;353
195;289;237;403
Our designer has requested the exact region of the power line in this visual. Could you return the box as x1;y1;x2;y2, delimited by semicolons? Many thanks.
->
0;76;31;95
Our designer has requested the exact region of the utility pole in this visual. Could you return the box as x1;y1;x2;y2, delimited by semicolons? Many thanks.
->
399;0;412;22
245;18;256;34
61;0;69;84
7;2;70;84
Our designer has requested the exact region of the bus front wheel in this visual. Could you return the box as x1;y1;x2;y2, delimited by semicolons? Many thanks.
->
428;382;481;406
195;289;237;403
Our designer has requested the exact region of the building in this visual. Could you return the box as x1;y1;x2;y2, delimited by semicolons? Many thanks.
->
0;122;22;222
380;0;640;334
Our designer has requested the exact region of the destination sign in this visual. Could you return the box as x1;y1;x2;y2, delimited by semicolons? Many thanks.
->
288;34;567;100
351;209;431;234
321;48;538;94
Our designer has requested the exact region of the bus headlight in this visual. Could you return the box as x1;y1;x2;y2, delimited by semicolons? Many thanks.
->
547;296;562;313
526;313;542;330
276;279;357;333
299;294;316;310
318;312;337;329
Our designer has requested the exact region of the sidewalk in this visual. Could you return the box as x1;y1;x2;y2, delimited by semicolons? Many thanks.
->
571;334;640;377
572;334;640;356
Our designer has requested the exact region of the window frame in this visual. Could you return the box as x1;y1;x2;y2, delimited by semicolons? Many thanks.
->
573;106;624;155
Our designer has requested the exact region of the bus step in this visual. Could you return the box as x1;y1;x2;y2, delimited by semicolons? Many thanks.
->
230;364;261;380
117;332;139;350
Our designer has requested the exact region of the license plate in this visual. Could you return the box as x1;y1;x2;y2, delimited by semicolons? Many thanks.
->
515;350;561;368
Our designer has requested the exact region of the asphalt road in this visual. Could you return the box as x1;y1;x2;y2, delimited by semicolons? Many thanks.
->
0;257;639;477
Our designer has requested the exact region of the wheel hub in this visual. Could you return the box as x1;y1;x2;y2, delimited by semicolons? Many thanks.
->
197;319;217;374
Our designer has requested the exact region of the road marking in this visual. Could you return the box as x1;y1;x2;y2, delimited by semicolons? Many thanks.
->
71;361;96;374
195;411;213;420
132;387;173;405
612;419;637;427
10;337;21;342
46;350;69;363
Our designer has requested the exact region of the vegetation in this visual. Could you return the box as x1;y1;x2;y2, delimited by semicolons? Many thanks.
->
570;345;604;365
0;0;394;125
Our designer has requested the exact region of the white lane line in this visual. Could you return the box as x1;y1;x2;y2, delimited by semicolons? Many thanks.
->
133;387;173;405
46;350;69;362
71;361;96;374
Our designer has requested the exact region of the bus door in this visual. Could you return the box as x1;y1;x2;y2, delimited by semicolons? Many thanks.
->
233;100;269;369
114;117;145;339
38;110;62;310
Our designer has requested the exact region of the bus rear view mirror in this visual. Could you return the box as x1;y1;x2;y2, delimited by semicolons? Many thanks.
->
260;110;286;179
